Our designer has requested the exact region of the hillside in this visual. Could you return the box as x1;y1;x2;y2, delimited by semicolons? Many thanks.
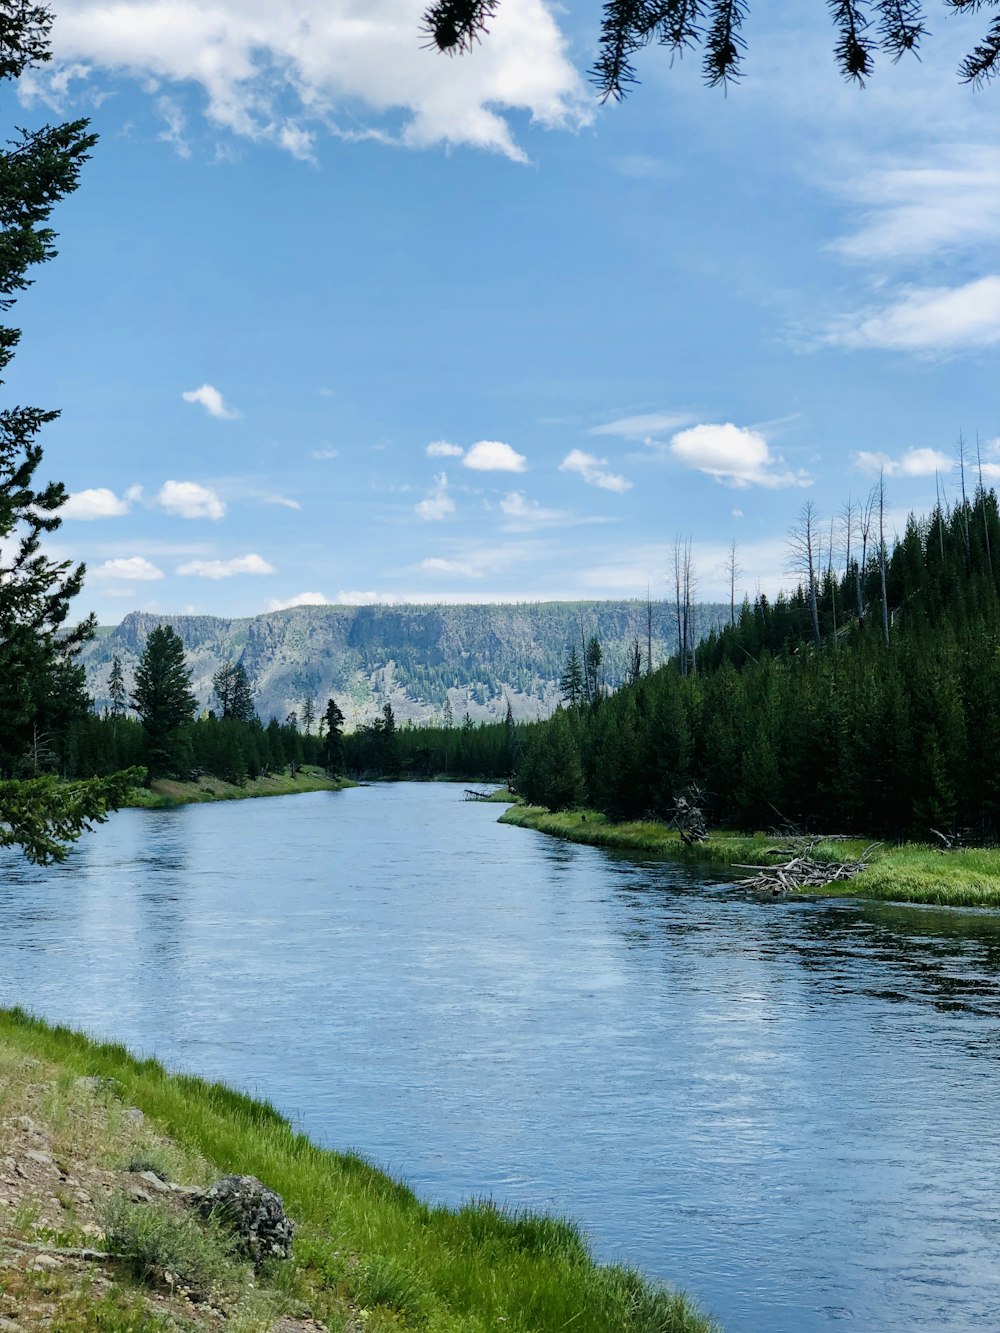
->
81;601;729;727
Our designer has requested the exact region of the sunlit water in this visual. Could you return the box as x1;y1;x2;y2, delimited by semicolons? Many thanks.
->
2;783;1000;1331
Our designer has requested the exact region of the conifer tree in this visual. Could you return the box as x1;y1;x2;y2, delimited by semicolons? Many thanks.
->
107;654;127;718
131;627;197;778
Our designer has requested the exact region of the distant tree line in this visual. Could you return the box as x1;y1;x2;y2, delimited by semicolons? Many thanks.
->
56;625;349;788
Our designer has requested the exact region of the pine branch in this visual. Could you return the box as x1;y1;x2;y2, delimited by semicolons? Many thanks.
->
874;0;927;60
829;0;877;82
644;0;705;52
959;11;1000;82
702;0;749;85
592;0;655;101
420;0;500;54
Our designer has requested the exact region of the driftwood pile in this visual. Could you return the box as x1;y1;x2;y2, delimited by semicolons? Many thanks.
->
735;837;881;895
671;785;709;845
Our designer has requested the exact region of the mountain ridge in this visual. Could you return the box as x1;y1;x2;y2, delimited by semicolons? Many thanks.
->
81;600;729;727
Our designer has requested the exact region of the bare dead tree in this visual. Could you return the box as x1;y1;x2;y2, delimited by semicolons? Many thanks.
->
957;431;971;560
646;584;653;675
878;469;890;647
827;513;839;648
788;502;822;648
858;487;877;629
976;431;994;579
673;537;696;675
725;538;742;627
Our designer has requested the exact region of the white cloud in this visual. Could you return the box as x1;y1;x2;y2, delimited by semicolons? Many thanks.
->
420;557;481;577
178;553;275;578
260;492;301;510
92;555;164;580
426;440;464;458
589;410;693;439
855;447;953;477
43;0;589;161
267;591;330;610
559;449;631;493
311;448;339;460
832;146;1000;263
60;486;131;519
669;423;811;489
181;383;240;419
826;277;1000;352
415;472;455;521
157;479;226;520
463;440;527;472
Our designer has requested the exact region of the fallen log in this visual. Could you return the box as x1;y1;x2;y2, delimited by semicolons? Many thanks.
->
735;839;881;894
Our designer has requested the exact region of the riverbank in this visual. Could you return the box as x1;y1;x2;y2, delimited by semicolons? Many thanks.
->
125;766;355;809
0;1008;719;1333
499;805;1000;908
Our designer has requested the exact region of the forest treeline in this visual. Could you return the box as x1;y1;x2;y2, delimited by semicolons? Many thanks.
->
514;487;1000;840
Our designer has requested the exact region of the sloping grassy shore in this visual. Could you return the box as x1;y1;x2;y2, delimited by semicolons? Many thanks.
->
125;767;354;810
0;1009;718;1333
500;806;1000;909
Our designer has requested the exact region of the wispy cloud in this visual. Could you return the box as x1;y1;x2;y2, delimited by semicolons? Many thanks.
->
182;383;241;419
420;557;482;578
260;492;301;510
831;145;1000;263
158;480;227;520
426;440;464;458
825;277;1000;352
311;448;339;460
589;410;693;439
498;491;568;528
669;423;811;489
560;449;631;493
415;473;455;521
177;553;275;578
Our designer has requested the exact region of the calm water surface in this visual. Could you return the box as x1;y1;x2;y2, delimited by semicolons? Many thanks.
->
2;783;999;1332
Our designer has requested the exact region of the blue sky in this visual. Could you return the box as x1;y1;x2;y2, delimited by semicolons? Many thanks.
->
10;0;1000;622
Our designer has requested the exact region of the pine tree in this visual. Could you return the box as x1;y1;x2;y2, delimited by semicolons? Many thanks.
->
322;697;345;775
131;627;197;778
108;654;127;717
559;645;584;707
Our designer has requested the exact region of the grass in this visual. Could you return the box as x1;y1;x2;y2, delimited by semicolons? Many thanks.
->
500;805;1000;909
124;766;355;810
0;1008;720;1333
102;1193;238;1300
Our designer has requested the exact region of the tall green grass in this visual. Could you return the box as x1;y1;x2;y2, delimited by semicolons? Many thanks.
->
0;1008;719;1333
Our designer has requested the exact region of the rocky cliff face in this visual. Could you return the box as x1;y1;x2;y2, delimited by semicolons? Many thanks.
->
81;601;728;727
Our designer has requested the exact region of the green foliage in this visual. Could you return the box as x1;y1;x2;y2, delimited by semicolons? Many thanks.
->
102;1192;239;1299
131;626;197;778
0;768;144;863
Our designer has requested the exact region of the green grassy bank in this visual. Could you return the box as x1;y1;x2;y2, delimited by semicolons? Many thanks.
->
499;805;1000;909
124;767;355;810
0;1008;718;1333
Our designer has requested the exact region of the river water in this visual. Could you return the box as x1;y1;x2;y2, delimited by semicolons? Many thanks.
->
1;782;999;1331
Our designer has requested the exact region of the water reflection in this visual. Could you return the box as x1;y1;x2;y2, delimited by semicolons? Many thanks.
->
1;784;1000;1332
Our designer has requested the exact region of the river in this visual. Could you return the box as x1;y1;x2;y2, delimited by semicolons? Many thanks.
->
1;782;999;1331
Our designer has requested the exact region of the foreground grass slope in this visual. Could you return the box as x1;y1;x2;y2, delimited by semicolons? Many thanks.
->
500;806;1000;908
0;1009;718;1333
